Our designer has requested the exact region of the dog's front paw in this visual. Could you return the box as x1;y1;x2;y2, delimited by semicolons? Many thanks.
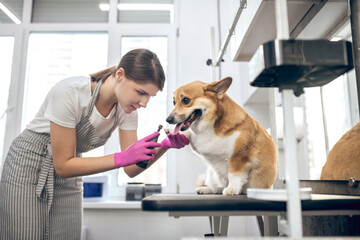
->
222;186;241;195
195;186;213;194
181;130;191;140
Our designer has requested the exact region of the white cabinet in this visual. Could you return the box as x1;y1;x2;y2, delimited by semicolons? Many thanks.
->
231;0;349;62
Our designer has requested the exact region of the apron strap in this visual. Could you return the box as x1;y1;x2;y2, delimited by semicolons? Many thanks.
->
109;102;119;133
86;80;103;117
87;79;119;133
35;143;54;240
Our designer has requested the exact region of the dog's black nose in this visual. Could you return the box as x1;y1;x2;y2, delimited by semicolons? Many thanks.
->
166;115;175;124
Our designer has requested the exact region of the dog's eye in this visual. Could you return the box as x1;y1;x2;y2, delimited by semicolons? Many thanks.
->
181;97;191;105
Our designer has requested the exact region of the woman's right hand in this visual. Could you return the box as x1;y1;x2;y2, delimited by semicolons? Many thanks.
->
114;132;161;168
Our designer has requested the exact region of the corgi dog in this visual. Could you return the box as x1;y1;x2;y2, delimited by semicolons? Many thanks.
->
320;121;360;180
166;77;278;195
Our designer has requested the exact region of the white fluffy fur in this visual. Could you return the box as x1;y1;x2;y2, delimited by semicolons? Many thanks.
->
222;172;248;195
189;117;242;194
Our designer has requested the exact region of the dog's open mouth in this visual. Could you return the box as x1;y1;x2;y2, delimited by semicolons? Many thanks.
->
174;109;202;133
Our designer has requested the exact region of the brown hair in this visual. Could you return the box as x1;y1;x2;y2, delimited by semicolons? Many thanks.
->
89;49;165;91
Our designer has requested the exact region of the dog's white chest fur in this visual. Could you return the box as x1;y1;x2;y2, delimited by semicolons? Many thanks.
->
190;129;240;162
189;122;241;193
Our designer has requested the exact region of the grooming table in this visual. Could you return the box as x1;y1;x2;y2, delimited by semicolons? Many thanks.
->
142;193;360;237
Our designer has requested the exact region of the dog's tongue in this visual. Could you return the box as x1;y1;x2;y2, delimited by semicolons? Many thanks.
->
174;122;185;134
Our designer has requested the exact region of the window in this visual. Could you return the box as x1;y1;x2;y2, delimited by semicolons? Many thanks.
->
2;0;176;199
118;0;174;23
304;74;353;179
32;0;108;23
302;24;354;180
117;36;168;185
0;36;14;169
23;33;108;129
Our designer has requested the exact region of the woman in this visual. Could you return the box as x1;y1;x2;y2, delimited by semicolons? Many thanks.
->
0;49;189;239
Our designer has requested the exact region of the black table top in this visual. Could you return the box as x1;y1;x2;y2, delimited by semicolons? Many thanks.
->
141;193;360;213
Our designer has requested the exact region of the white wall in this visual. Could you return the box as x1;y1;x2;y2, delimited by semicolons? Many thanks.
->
83;1;262;239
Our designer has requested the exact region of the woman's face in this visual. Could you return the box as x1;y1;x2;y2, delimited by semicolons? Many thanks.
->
114;69;160;113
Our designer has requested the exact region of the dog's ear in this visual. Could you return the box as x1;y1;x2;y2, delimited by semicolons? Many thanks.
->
204;77;232;99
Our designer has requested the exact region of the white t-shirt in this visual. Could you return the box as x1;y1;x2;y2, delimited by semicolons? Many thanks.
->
26;76;138;136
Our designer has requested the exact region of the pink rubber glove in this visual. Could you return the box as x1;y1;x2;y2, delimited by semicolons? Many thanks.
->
160;133;190;150
114;132;161;168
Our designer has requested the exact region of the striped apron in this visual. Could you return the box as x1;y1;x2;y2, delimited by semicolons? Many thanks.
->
0;80;119;240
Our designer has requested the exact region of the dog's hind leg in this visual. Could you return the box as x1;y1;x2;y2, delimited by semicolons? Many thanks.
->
196;168;226;194
195;169;215;194
248;164;277;189
195;174;214;194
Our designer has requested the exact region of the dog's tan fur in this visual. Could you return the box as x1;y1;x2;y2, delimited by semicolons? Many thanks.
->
167;77;278;195
320;122;360;180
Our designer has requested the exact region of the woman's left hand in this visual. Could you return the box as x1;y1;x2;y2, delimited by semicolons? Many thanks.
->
160;133;190;150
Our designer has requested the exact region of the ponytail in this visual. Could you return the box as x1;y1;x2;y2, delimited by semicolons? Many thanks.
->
89;66;116;82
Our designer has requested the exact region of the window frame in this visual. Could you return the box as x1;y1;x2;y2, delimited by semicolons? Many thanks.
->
0;27;25;166
0;36;15;172
0;0;178;195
